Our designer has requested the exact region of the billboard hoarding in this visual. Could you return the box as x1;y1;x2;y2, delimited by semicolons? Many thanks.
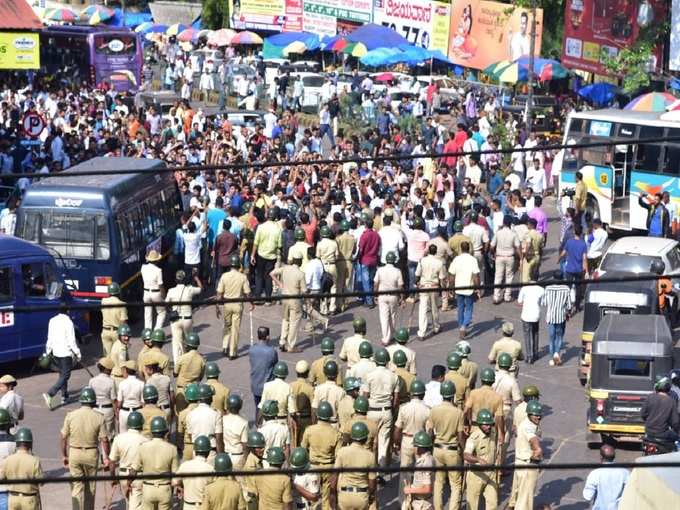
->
303;0;338;37
447;0;542;71
373;0;451;54
337;0;372;23
670;0;680;71
0;33;40;70
230;0;286;31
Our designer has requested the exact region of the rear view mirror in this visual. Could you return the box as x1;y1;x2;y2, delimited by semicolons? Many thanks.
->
48;282;63;300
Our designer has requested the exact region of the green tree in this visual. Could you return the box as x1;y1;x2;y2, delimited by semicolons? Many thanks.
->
202;0;229;29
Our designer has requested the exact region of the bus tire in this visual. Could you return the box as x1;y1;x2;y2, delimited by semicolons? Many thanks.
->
586;430;602;449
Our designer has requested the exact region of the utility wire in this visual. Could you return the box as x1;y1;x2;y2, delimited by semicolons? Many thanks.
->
15;272;664;313
9;135;680;179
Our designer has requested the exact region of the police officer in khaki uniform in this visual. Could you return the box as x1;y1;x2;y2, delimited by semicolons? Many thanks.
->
166;269;202;365
201;453;246;510
141;250;166;331
205;362;230;415
254;447;294;508
404;431;435;510
174;333;206;413
521;218;543;283
463;409;498;510
60;388;110;510
348;342;377;383
290;447;320;510
108;411;148;510
464;368;504;453
136;329;154;377
374;252;404;346
336;220;356;313
117;361;144;434
339;317;369;371
427;380;465;510
288;228;311;267
1;428;42;510
393;380;430;498
215;254;254;359
146;330;171;376
259;362;292;423
512;402;543;510
145;361;174;426
448;221;472;257
270;257;306;353
317;225;339;315
309;338;342;386
178;384;200;461
387;328;417;375
362;348;399;469
332;422;377;510
258;400;291;461
140;385;166;439
492;353;522;464
100;282;128;356
488;322;524;375
416;245;447;341
457;341;478;390
337;377;360;432
311;362;345;421
132;416;178;510
507;386;541;509
490;215;520;304
186;384;224;463
89;357;116;440
174;435;214;508
343;396;378;457
301;401;343;510
289;361;314;448
445;352;470;409
393;351;416;406
110;324;131;388
242;431;265;509
222;394;249;469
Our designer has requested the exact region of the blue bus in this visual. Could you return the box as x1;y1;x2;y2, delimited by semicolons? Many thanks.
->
15;158;182;312
0;235;88;362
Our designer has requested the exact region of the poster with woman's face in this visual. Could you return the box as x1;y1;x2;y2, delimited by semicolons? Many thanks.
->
447;0;543;70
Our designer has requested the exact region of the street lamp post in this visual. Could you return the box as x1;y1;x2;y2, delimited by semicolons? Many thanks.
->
526;0;537;133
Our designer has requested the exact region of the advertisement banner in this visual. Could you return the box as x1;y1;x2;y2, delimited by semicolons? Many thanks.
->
373;0;451;53
0;32;40;70
670;0;680;71
230;0;286;31
562;0;665;74
447;0;543;71
337;0;373;24
283;0;303;32
303;0;338;37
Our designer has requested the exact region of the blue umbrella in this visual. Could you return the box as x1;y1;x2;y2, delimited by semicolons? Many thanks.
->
578;83;618;106
670;77;680;91
359;47;403;67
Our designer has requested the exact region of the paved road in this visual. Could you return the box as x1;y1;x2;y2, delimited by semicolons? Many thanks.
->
13;197;641;509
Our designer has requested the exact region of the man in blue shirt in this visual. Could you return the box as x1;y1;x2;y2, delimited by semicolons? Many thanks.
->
583;445;629;510
560;224;587;312
638;192;669;238
248;326;278;421
206;197;227;248
486;167;504;197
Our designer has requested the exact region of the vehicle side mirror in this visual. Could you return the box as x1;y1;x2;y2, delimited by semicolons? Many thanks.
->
48;282;63;300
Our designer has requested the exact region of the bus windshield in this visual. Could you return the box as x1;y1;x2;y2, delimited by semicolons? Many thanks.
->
20;210;110;261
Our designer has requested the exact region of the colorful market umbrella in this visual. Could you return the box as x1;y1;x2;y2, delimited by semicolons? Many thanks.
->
166;24;187;37
328;38;350;52
624;92;677;112
81;5;115;25
44;7;78;22
483;60;513;79
494;62;528;83
283;41;308;56
135;21;154;33
198;29;213;39
341;42;367;58
538;62;569;81
375;72;395;82
208;28;235;46
666;99;680;112
177;28;199;42
231;31;263;45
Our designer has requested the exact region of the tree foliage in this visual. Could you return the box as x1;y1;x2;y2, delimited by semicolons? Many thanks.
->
202;0;229;29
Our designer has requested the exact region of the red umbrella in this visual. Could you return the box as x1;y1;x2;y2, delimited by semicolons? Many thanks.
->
375;72;395;82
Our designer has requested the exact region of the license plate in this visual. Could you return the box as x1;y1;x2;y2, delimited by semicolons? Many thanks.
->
613;406;640;412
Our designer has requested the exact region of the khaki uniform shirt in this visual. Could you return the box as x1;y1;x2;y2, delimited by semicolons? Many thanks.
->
465;386;503;420
514;224;529;245
348;359;377;383
254;471;293;507
344;415;378;451
141;263;163;290
1;450;42;495
271;265;305;307
109;429;148;469
575;180;587;211
492;371;521;413
488;338;523;373
374;265;403;293
309;355;342;386
101;296;128;328
174;350;205;388
289;379;313;417
216;270;251;309
335;443;376;488
523;230;543;259
259;378;292;417
395;398;430;436
416;254;446;287
137;345;153;376
336;233;356;261
242;452;262;496
61;407;107;448
166;284;201;317
428;401;464;446
202;478;247;510
412;452;434;494
207;379;230;414
132;437;178;477
459;359;479;389
312;381;345;417
142;347;170;377
513;402;528;431
301;422;342;465
491;227;520;257
337;395;355;430
258;419;290;451
140;405;166;438
444;370;469;407
117;376;144;409
464;429;497;475
463;223;489;254
109;340;128;378
175;457;213;504
448;233;473;257
178;403;198;445
316;238;339;265
395;368;415;405
387;344;416;375
515;418;541;462
222;413;249;456
89;373;116;406
186;403;223;447
428;237;453;264
362;366;399;407
287;241;311;267
339;335;368;368
146;373;173;407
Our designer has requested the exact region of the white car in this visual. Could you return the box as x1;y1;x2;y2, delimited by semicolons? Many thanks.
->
291;72;325;111
230;65;257;96
596;236;680;278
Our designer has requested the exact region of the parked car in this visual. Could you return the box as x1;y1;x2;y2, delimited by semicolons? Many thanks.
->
134;91;181;116
291;72;325;112
595;236;680;279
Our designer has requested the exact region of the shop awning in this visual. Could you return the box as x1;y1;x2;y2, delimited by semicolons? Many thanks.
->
0;0;43;30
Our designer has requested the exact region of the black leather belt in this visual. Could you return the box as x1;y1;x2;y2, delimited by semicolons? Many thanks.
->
179;316;192;320
9;491;37;496
122;406;141;412
159;404;171;410
96;404;113;409
340;487;368;493
102;326;117;331
369;406;391;411
434;443;459;450
184;502;200;506
143;481;171;486
144;288;160;292
70;446;97;450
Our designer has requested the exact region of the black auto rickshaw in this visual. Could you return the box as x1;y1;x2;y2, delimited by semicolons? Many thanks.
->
586;314;677;447
579;272;659;385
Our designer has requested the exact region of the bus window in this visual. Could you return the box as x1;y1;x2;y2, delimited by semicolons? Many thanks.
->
581;144;610;167
569;118;583;134
95;215;111;260
634;144;662;172
639;126;664;139
662;145;680;176
21;263;46;297
0;267;12;302
116;217;131;256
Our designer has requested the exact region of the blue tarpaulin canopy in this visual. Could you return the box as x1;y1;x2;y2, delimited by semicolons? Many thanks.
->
578;83;618;106
105;9;153;28
346;23;409;51
263;32;320;58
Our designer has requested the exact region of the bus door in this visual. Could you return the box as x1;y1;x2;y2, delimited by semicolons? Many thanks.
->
612;144;633;199
0;265;20;361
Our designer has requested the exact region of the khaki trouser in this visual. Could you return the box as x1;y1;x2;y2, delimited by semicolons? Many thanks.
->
367;408;393;467
8;493;40;510
227;452;245;469
493;256;515;302
312;464;333;510
321;264;338;315
336;260;352;312
500;409;512;464
93;406;115;439
69;447;98;510
222;304;242;356
304;295;325;329
399;435;416;502
378;296;398;345
465;472;497;510
337;490;369;510
280;301;303;351
141;482;172;510
143;291;166;331
512;460;538;510
433;446;462;510
292;415;313;448
473;253;486;290
412;498;434;510
170;318;192;365
182;440;193;461
101;328;117;357
121;471;143;510
417;291;439;338
521;257;539;283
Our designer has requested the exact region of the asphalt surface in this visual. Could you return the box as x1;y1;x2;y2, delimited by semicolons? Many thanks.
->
12;196;643;509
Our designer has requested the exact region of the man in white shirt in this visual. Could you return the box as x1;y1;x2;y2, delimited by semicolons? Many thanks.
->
586;219;608;273
526;158;546;195
43;305;82;409
378;215;405;264
423;365;446;408
509;12;530;60
517;280;545;364
303;247;327;332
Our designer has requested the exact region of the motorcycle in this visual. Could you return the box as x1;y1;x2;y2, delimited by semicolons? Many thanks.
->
642;435;678;456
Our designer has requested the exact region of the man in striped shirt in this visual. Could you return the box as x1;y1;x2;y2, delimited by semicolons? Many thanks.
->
542;270;572;366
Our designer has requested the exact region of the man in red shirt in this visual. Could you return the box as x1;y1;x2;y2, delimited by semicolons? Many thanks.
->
358;218;381;308
212;220;237;278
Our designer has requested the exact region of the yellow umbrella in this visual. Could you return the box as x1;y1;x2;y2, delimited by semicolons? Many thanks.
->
283;41;307;56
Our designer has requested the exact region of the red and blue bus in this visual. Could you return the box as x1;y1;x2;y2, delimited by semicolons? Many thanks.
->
40;26;142;92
